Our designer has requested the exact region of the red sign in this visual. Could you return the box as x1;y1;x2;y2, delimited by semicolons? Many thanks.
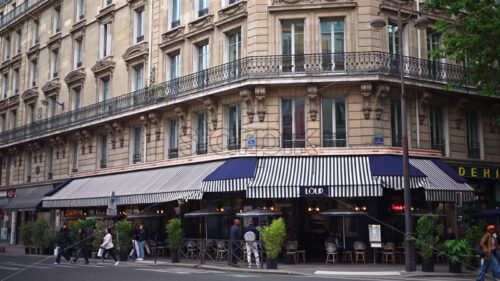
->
391;204;416;212
7;190;15;198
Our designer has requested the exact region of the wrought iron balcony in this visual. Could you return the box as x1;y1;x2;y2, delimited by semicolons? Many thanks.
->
168;148;178;159
431;138;446;155
0;52;469;147
228;137;240;150
282;133;305;148
196;142;207;155
392;135;403;148
0;0;50;31
468;141;480;159
323;132;347;148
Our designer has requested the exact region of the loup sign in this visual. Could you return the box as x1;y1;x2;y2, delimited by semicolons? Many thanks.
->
300;186;329;197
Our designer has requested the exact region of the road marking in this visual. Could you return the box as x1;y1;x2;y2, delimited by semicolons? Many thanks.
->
135;268;191;274
314;270;401;276
0;266;21;271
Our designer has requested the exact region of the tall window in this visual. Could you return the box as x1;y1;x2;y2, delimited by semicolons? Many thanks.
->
54;7;61;33
198;43;209;71
228;31;241;62
33;20;39;44
77;0;85;20
100;23;112;58
47;146;54;179
27;103;35;124
134;9;145;43
133;65;143;91
15;30;21;54
74;38;83;68
101;79;110;101
281;21;304;72
427;31;442;79
391;100;402;147
50;97;57;117
26;152;32;183
13;68;19;94
169;53;180;80
72;141;78;172
10;110;16;129
388;24;400;55
430;105;445;155
0;114;5;132
100;134;107;168
74;88;81;110
30;60;37;87
169;119;178;158
320;20;345;70
0;156;2;185
198;0;209;18
282;99;305;148
322;98;346;147
51;49;59;78
133;127;142;163
2;73;8;99
196;112;208;154
105;0;112;6
466;110;480;159
4;36;10;60
170;0;181;29
228;104;241;150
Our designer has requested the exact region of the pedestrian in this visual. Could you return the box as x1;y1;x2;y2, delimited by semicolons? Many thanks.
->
71;228;89;264
476;225;500;281
137;225;147;261
54;225;71;265
99;227;119;266
130;225;140;260
244;219;260;269
230;219;241;267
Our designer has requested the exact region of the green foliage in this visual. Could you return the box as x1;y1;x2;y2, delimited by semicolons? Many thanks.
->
407;215;444;261
426;0;500;99
115;220;132;253
32;219;48;248
439;239;472;264
92;220;108;251
257;218;286;259
166;218;183;251
19;222;35;247
41;229;58;248
466;225;485;248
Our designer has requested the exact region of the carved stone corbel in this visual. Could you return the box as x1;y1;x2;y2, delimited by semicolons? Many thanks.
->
307;85;319;121
82;130;93;153
148;112;162;141
75;132;85;154
112;122;124;148
373;84;389;121
240;88;254;123
418;91;432;125
455;98;469;129
139;115;152;142
174;106;187;135
55;136;65;158
361;83;372;119
105;124;117;149
204;97;218;130
255;86;266;122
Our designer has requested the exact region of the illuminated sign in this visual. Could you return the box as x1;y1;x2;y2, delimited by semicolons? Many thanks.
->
448;164;500;180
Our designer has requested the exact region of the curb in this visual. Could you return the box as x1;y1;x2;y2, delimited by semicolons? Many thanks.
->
197;264;305;276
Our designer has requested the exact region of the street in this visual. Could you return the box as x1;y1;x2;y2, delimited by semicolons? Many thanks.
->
0;254;475;281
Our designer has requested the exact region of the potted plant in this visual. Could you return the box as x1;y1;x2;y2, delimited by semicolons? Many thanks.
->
92;220;107;259
115;220;132;261
41;228;58;255
465;225;485;270
32;219;48;255
19;222;34;254
439;239;472;273
407;215;443;272
257;218;286;269
166;218;183;263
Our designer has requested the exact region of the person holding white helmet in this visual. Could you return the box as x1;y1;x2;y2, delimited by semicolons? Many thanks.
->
244;219;260;269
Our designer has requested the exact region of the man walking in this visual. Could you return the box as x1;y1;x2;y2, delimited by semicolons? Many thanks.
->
54;225;71;265
244;219;260;269
230;219;241;267
477;225;500;281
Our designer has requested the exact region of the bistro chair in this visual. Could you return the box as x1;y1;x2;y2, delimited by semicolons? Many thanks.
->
382;242;396;264
186;240;198;259
342;249;354;263
325;243;338;264
215;240;228;261
285;241;298;263
353;241;367;264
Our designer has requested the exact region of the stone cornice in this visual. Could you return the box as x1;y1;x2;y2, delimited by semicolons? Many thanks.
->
21;88;39;103
96;4;116;24
159;26;185;49
91;57;116;77
186;15;214;39
121;42;148;65
47;32;62;50
41;79;61;97
8;93;20;107
64;68;86;87
217;1;247;25
69;19;87;38
268;1;356;12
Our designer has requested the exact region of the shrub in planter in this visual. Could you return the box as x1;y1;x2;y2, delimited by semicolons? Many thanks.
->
32;219;48;255
407;215;443;272
439;239;472;273
19;222;35;254
465;225;484;270
166;218;183;263
115;220;132;261
92;221;107;252
41;229;58;255
257;218;286;269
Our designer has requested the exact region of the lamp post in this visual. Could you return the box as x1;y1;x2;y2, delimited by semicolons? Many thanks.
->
371;1;428;272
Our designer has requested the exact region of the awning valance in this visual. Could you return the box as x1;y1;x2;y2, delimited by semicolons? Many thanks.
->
202;158;257;192
42;161;224;208
369;155;429;189
5;185;54;211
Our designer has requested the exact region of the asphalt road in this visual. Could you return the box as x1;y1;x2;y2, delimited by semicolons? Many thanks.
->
0;254;473;281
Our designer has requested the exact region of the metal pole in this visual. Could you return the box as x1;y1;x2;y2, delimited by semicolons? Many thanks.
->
398;6;416;272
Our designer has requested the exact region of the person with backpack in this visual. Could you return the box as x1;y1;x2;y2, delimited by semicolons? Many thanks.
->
54;225;71;265
244;219;260;269
71;228;89;264
476;225;500;281
137;225;147;261
99;227;119;266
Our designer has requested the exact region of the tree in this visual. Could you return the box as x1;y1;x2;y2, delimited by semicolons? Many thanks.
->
426;0;500;112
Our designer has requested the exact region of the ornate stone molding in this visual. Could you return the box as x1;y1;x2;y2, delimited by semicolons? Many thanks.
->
139;115;152;142
418;91;432;125
70;19;86;38
217;1;247;25
41;79;61;98
47;32;62;51
96;4;115;24
174;106;187;135
8;94;20;107
127;0;146;9
91;57;116;78
187;15;214;38
105;122;124;149
148;112;162;141
54;136;65;159
27;43;40;59
255;86;266;122
307;85;319;121
122;41;148;65
160;27;185;49
204;97;218;130
21;88;39;103
0;99;8;109
240;88;254;123
373;84;389;120
10;53;22;67
361;83;372;119
455;98;469;129
82;129;93;153
64;69;86;88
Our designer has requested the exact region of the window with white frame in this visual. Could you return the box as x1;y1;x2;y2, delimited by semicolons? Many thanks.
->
466;110;481;159
197;0;209;18
196;112;208;154
101;78;110;101
27;103;35;124
15;30;21;54
50;96;57;117
281;99;305;148
2;73;8;99
134;8;145;43
320;19;345;70
74;87;81;110
10;109;16;129
12;68;19;94
0;113;5;132
430;105;445;155
169;52;180;80
322;98;346;147
228;31;241;62
198;43;209;71
47;146;54;179
227;104;241;150
77;0;85;20
74;38;83;68
169;0;181;29
388;24;400;55
33;20;39;44
168;119;178;158
72;140;78;172
30;59;37;87
54;7;61;33
99;23;112;58
100;134;107;168
132;65;144;91
281;21;304;72
4;36;10;60
51;49;59;78
427;30;442;79
133;127;142;163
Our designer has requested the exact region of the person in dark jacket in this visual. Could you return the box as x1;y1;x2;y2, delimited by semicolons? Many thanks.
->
130;225;140;259
137;225;147;261
54;225;71;265
244;219;260;268
72;228;89;264
230;219;241;266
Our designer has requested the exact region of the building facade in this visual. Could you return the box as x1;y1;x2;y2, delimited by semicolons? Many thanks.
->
0;0;497;249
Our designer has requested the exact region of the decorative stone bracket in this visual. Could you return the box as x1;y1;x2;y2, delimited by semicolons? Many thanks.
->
255;86;266;122
82;130;93;153
139;115;152;142
75;132;85;154
307;85;319;121
373;84;389;121
28;142;41;163
148;112;162;141
240;88;254;123
455;98;469;129
418;91;432;125
204;97;218;130
55;136;65;159
361;83;372;119
105;122;124;149
174;106;188;135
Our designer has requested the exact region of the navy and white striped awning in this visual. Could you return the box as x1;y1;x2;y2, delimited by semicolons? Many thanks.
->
202;158;258;192
247;156;381;198
369;155;429;189
409;158;474;202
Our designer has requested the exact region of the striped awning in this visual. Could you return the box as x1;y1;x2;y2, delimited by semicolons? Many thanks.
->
247;156;381;198
369;155;429;189
409;158;474;202
42;161;224;208
202;158;258;192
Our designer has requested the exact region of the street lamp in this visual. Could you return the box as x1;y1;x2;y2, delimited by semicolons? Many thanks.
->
370;1;428;273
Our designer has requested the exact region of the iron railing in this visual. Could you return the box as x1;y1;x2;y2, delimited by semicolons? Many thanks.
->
168;148;178;159
323;132;347;147
228;137;240;150
0;52;469;146
0;0;51;30
196;142;207;155
431;138;446;155
282;133;305;148
468;141;480;159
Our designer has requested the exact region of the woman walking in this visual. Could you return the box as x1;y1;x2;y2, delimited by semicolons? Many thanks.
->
99;227;119;266
137;225;147;261
72;228;89;264
54;225;71;265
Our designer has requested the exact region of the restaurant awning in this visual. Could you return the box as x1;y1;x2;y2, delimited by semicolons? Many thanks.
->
409;158;474;202
202;158;257;192
247;156;381;198
369;155;429;189
42;161;224;208
4;185;54;211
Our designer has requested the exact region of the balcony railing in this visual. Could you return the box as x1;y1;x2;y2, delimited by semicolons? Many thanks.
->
468;141;480;159
100;159;107;168
168;148;178;159
392;135;402;148
0;0;50;30
323;132;347;148
431;138;446;155
227;137;240;150
133;153;141;163
0;52;469;146
196;142;207;155
282;133;305;148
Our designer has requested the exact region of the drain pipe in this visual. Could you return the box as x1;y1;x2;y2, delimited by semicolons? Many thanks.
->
416;0;422;148
147;0;153;87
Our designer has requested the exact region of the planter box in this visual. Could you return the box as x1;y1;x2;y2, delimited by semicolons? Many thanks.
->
24;247;30;255
284;254;294;264
449;262;462;273
171;253;179;263
422;260;434;272
41;248;50;255
119;252;128;261
266;258;278;269
91;252;98;259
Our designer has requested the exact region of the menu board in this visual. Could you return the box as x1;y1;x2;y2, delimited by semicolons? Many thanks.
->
368;224;382;248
